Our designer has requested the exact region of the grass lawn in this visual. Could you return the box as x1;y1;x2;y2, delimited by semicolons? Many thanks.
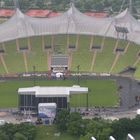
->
0;79;118;108
35;125;78;140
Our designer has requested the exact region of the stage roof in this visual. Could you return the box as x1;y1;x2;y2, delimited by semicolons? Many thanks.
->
18;85;88;97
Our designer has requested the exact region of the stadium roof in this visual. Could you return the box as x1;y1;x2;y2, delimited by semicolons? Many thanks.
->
18;85;88;97
0;4;140;44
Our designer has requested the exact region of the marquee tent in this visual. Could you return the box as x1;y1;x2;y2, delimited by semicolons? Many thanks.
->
0;4;140;44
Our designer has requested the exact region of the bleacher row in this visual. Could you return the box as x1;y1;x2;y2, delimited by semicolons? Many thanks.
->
0;35;140;78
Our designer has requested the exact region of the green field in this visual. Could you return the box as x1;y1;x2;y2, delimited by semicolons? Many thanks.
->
0;79;118;108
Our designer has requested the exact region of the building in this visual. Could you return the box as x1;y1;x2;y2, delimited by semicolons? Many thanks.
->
18;85;88;112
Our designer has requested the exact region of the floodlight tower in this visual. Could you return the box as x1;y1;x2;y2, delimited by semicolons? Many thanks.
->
77;65;80;85
33;66;36;86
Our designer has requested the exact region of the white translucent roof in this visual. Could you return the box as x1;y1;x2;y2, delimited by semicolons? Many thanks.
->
0;4;140;44
18;85;88;97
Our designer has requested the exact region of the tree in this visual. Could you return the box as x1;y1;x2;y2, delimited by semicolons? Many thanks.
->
0;131;9;140
56;109;70;131
79;132;93;140
0;123;36;140
99;127;112;140
111;118;132;139
67;120;83;136
17;123;36;140
13;133;27;140
67;112;85;136
1;123;18;140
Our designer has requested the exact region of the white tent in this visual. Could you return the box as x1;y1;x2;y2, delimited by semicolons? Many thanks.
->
0;4;140;45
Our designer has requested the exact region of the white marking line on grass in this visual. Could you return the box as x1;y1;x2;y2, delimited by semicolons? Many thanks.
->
23;51;28;72
133;57;140;67
124;42;130;54
68;52;72;70
67;34;70;49
101;36;106;50
16;39;20;52
51;35;55;50
90;36;94;50
42;35;45;51
27;37;31;51
109;53;120;73
47;51;51;71
0;54;8;74
90;50;97;72
113;39;119;53
76;34;79;50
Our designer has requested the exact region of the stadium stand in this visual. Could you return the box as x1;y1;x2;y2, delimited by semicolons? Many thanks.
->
51;55;68;72
112;43;139;74
94;38;116;73
71;35;93;72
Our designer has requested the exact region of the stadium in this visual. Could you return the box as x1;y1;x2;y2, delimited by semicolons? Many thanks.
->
0;4;140;76
0;3;140;111
0;1;140;139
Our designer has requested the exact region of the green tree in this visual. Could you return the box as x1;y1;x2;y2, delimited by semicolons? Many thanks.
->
0;131;9;140
17;123;36;140
56;109;70;131
79;132;93;140
99;127;112;140
13;132;27;140
67;112;85;136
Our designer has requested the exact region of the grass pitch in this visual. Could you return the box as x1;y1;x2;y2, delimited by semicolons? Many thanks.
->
0;79;118;108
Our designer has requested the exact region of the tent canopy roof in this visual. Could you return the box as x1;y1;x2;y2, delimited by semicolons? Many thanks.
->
0;4;140;44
